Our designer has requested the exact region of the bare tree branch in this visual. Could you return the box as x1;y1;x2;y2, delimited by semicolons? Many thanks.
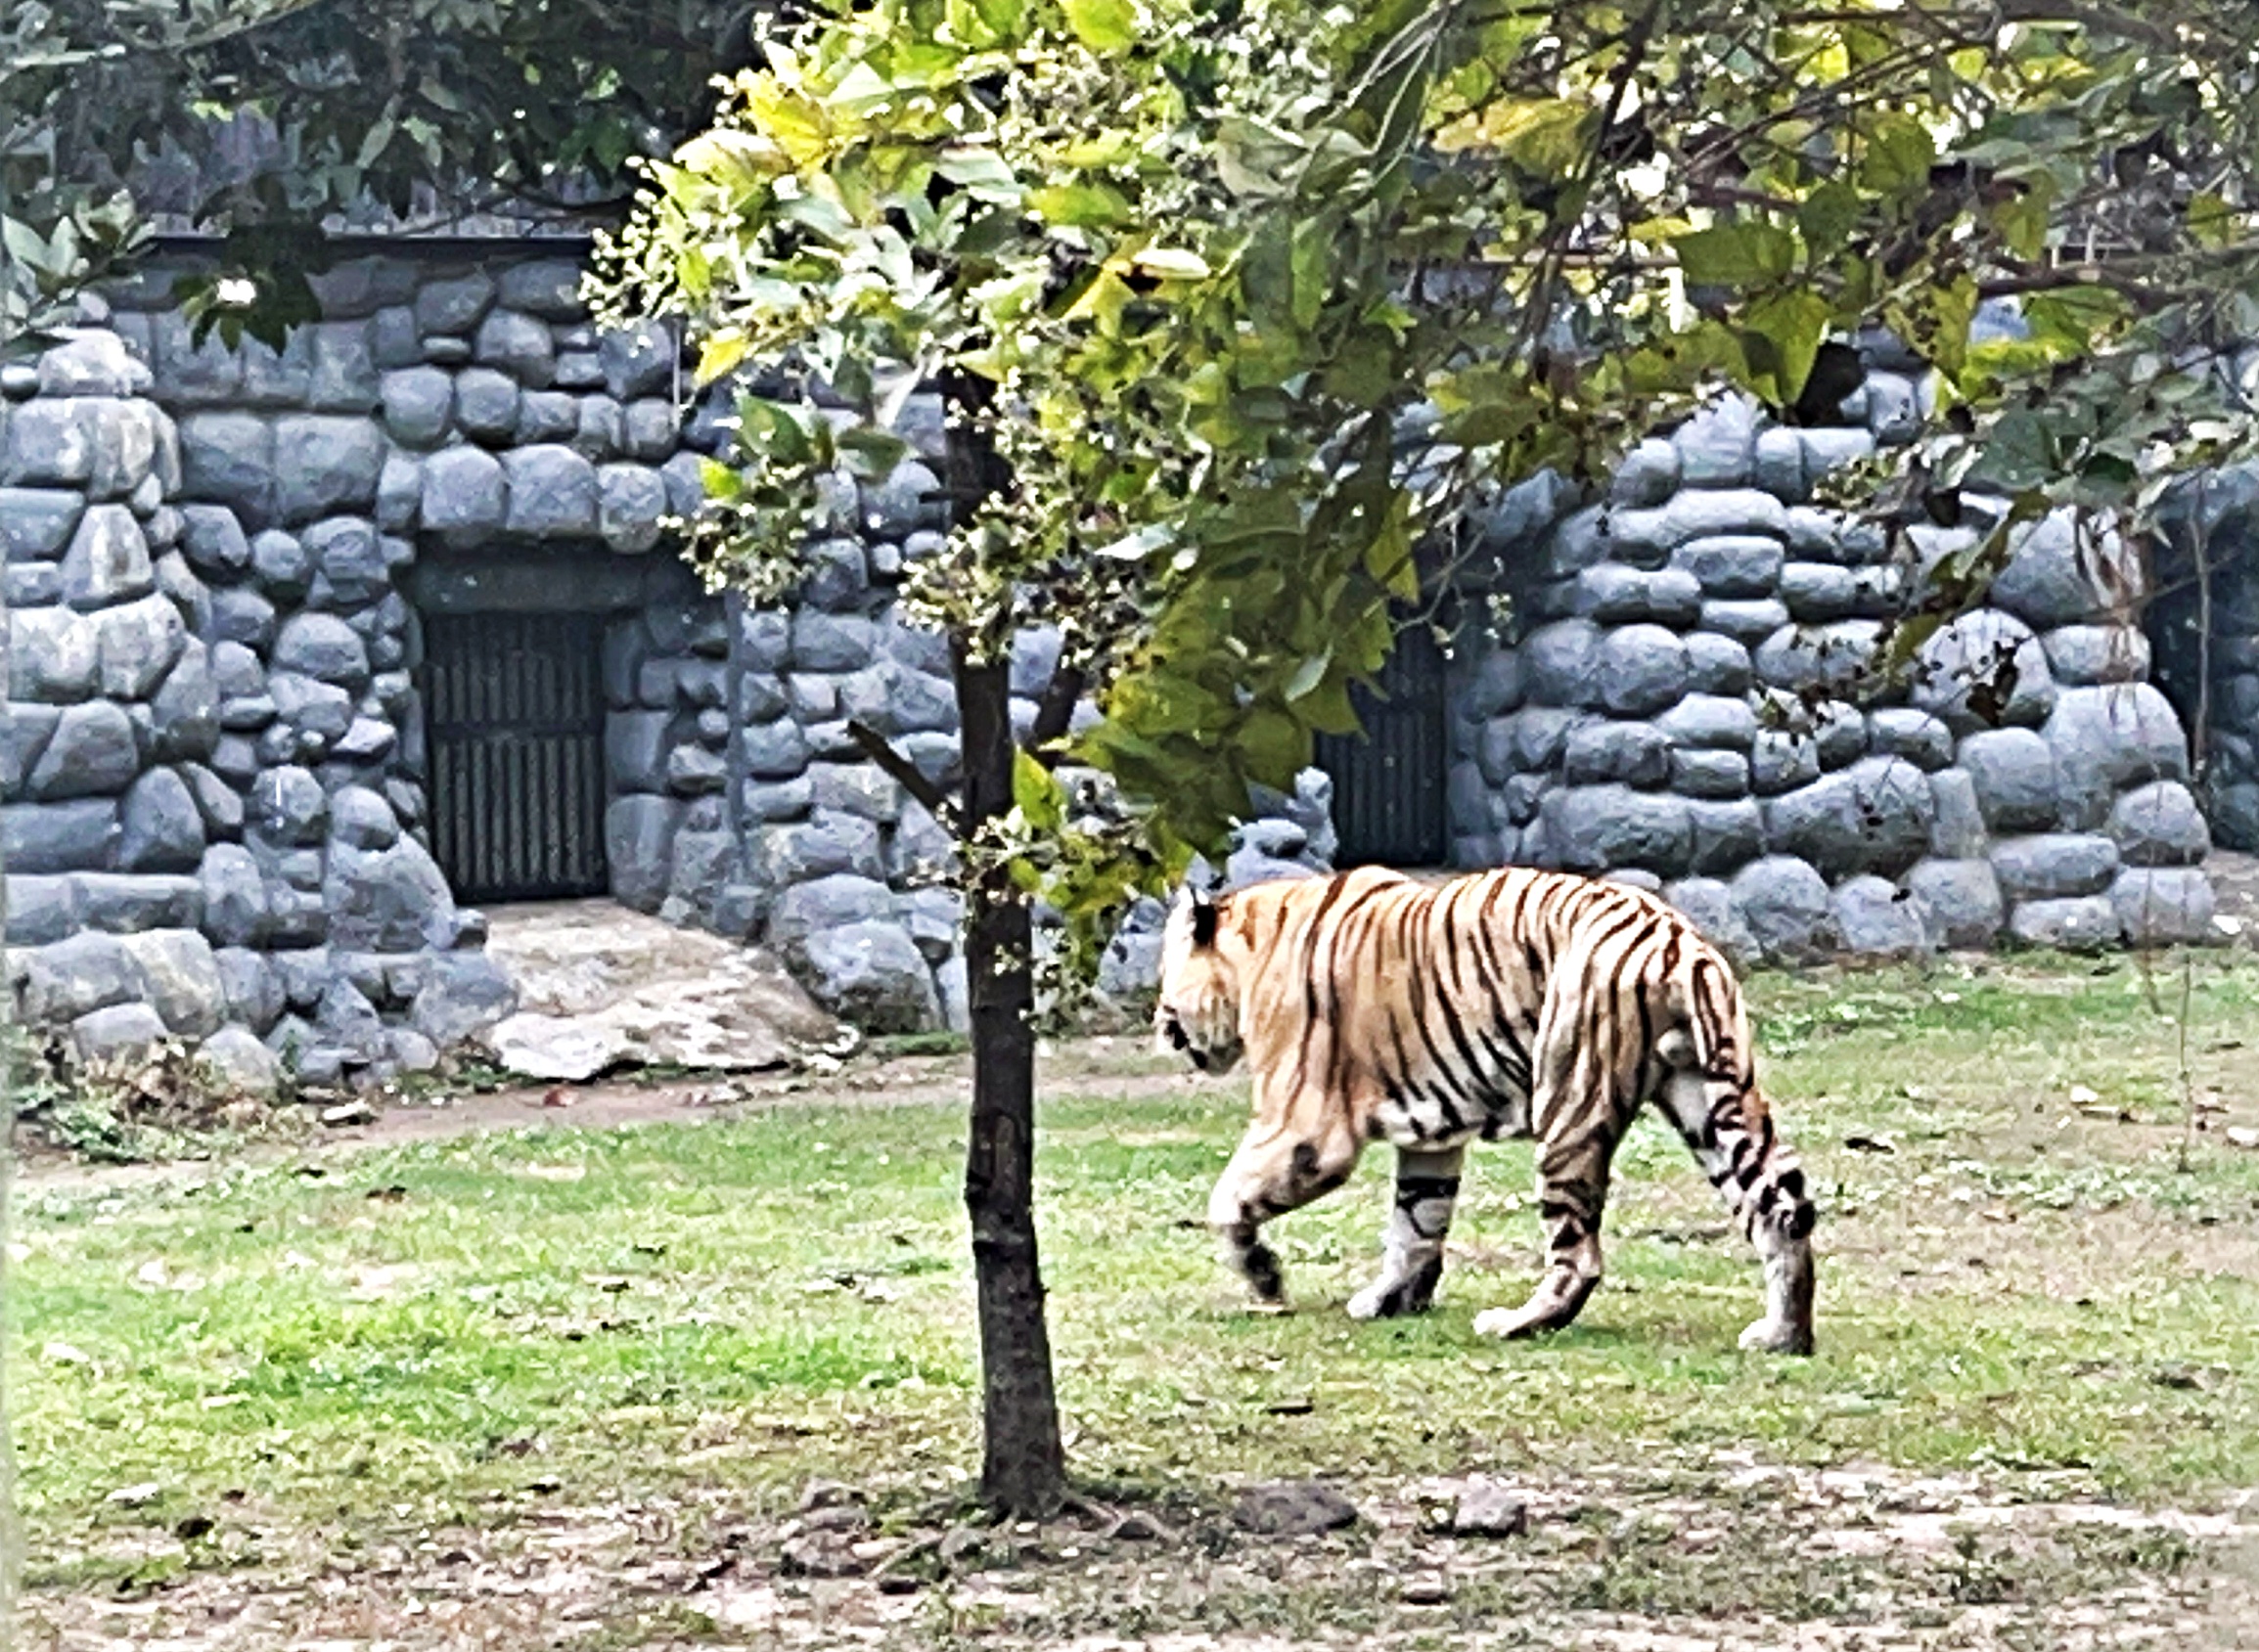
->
1020;662;1088;765
847;719;955;826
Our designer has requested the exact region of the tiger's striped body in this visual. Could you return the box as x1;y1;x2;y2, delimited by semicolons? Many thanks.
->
1154;864;1817;1354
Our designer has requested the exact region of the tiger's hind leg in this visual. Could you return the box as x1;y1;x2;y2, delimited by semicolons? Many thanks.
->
1469;1117;1619;1340
1346;1146;1465;1320
1471;975;1631;1342
1657;1064;1816;1355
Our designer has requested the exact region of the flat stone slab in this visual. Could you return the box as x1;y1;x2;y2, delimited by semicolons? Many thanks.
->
1451;1477;1532;1538
477;900;842;1080
1231;1480;1360;1536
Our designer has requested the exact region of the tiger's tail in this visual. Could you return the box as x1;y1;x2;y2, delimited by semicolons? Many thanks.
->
1660;946;1817;1355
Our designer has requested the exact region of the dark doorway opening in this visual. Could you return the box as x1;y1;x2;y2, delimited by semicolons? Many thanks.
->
2147;491;2253;848
422;609;610;901
1315;618;1451;868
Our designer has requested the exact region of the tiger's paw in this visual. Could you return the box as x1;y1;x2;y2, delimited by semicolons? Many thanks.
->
1472;1266;1599;1340
1738;1316;1815;1356
1470;1304;1550;1340
1346;1281;1423;1320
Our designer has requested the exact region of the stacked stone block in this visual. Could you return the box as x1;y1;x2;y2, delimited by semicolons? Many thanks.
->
3;318;510;1084
1454;376;2215;963
2149;468;2259;854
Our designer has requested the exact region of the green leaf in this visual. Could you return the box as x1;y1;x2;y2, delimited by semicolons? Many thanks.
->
1013;748;1066;830
1363;493;1418;602
1910;273;1979;380
970;265;1048;319
698;457;739;502
2189;189;2237;251
1027;180;1132;228
1739;290;1830;407
1673;222;1798;289
974;0;1030;38
747;78;832;167
1300;675;1361;736
1284;650;1331;702
1445;96;1595;178
0;214;49;272
354;112;397;172
836;424;911;480
1061;0;1137;52
1858;113;1935;199
1064;268;1136;332
1289;222;1329;331
1432;362;1536;447
1096;523;1172;559
1989;177;2052;260
776;188;854;241
1796;182;1862;259
2023;286;2131;353
1129;246;1211;281
738;394;818;466
1240;217;1292;327
936;148;1021;203
1965;406;2056;491
827;60;896;115
696;329;750;385
1238;705;1309;788
1215;116;1300;201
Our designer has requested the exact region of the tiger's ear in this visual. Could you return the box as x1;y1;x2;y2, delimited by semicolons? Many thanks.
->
1190;891;1218;949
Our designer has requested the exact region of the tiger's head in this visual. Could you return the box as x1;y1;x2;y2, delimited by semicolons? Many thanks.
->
1154;888;1244;1076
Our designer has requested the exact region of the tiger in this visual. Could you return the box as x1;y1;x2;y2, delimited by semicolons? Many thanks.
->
1153;864;1816;1355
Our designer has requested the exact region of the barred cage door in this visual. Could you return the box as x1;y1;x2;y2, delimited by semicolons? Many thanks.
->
422;610;610;902
1314;619;1450;868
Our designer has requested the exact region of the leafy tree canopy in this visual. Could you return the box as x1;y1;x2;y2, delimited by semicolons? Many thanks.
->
2;0;757;348
595;0;2259;944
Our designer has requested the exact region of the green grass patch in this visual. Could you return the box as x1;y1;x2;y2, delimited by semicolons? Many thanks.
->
13;951;2259;1594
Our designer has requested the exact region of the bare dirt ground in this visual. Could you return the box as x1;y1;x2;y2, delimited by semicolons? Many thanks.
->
7;1033;1201;1194
23;1460;2259;1651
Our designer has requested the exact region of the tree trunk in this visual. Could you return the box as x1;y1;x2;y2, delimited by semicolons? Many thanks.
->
955;644;1067;1516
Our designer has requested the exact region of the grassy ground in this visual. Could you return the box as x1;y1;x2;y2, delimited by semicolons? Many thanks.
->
13;950;2259;1648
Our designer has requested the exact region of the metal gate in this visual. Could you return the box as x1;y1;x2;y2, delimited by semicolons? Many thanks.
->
1315;619;1450;868
422;610;610;903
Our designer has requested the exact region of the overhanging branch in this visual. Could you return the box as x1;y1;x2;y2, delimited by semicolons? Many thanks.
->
847;719;956;827
1019;663;1088;767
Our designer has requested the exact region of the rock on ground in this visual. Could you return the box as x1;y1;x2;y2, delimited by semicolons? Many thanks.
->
476;900;840;1079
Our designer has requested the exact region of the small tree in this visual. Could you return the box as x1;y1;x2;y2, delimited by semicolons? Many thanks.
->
592;0;1507;1512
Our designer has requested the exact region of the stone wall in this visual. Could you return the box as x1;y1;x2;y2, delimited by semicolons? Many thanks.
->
93;245;981;1048
1445;348;2217;964
4;247;1327;1055
1;320;511;1086
2;250;2234;1071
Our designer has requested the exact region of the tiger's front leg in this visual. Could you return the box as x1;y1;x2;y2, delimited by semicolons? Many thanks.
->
1207;1120;1361;1311
1346;1145;1465;1319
